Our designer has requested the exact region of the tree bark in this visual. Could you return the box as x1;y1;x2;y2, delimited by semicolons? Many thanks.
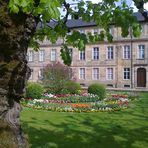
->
0;1;37;147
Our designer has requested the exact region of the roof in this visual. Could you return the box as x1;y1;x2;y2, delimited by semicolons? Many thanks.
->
66;19;96;28
48;12;147;29
133;12;147;22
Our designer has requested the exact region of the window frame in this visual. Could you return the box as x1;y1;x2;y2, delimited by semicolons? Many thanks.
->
93;28;99;34
92;47;99;60
29;69;33;80
79;29;85;34
79;68;85;80
106;68;113;80
69;48;73;59
79;50;85;60
107;46;114;60
28;50;34;62
38;68;44;80
123;68;130;80
50;49;57;61
138;45;145;59
39;49;45;62
92;68;99;80
123;45;131;59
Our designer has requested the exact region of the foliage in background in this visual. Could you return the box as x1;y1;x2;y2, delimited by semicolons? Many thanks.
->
26;83;44;99
8;0;147;65
43;62;74;94
88;83;106;100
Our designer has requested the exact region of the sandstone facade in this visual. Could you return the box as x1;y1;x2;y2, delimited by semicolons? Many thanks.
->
27;16;148;90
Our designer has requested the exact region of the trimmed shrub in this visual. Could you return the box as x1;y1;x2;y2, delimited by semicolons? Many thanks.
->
26;83;44;99
64;81;81;94
88;83;106;100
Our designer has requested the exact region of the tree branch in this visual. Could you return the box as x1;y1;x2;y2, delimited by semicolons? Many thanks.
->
62;0;70;24
133;0;148;22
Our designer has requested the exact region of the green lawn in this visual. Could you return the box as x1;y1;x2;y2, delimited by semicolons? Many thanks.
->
21;93;148;148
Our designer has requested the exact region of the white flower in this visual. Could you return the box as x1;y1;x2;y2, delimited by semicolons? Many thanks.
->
119;98;129;102
91;109;95;111
43;93;57;98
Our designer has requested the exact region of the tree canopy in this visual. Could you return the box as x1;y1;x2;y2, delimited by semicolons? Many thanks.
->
0;1;147;147
8;0;148;65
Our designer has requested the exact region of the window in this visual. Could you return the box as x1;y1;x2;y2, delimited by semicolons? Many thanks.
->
124;85;130;88
107;46;114;59
79;68;85;79
123;45;130;59
138;45;145;59
51;49;56;61
124;68;130;80
107;68;113;80
141;25;144;33
39;50;45;62
38;69;44;80
79;29;85;34
80;83;85;87
94;28;99;34
92;68;99;80
79;50;85;60
28;50;34;62
107;84;114;87
67;31;72;35
109;27;113;35
69;48;73;58
29;69;33;79
92;47;99;60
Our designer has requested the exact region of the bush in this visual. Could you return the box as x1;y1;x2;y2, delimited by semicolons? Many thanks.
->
43;62;74;94
26;83;44;99
64;81;81;94
88;83;106;100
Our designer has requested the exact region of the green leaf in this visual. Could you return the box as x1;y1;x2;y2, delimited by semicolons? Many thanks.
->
60;44;72;66
88;32;95;42
106;33;113;42
20;0;28;8
121;27;129;37
11;5;19;13
132;23;141;37
29;38;40;51
78;39;85;51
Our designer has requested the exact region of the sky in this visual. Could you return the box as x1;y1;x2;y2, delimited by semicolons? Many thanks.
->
67;0;148;12
89;0;148;11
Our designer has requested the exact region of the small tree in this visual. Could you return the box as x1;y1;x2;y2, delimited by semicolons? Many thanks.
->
43;62;74;94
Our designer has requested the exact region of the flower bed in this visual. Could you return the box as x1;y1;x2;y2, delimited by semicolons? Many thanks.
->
21;93;132;113
41;93;100;103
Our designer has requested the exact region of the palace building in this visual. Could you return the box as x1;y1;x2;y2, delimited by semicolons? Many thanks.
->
27;12;148;90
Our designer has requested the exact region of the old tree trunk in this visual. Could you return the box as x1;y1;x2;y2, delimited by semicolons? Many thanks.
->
0;1;37;147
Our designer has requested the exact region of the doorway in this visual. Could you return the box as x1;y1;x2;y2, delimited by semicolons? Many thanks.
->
137;68;146;87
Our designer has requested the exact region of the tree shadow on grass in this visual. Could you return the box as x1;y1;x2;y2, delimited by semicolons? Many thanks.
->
22;112;148;148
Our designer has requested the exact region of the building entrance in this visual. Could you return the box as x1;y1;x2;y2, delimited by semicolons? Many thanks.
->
137;68;146;87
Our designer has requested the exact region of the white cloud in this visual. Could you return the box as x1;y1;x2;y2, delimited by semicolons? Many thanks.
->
144;2;148;10
89;0;102;3
130;1;138;12
130;1;148;12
